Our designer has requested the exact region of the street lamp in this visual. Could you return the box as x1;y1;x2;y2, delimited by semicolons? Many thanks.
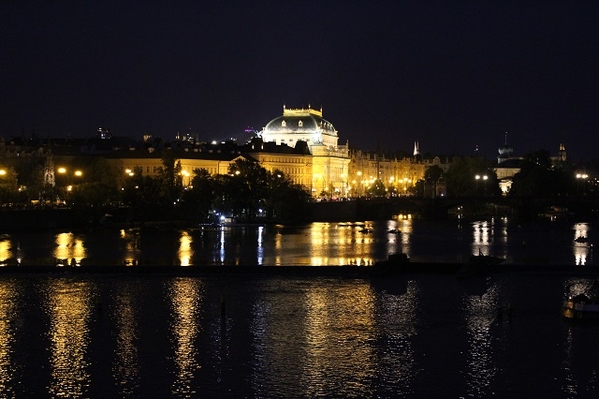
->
475;174;488;195
576;173;588;195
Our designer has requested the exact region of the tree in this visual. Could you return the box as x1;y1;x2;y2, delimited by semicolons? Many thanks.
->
366;179;386;197
158;149;183;211
180;168;217;223
0;167;19;204
445;156;499;197
509;150;574;198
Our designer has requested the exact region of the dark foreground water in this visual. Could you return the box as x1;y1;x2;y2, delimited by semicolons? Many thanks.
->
0;272;597;398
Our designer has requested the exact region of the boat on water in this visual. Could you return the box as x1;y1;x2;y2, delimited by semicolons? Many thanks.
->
562;283;599;320
457;252;505;277
469;251;505;266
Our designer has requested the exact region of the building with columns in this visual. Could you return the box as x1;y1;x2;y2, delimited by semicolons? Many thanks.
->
259;106;350;197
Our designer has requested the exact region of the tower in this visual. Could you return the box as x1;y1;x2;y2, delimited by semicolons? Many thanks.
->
558;143;566;161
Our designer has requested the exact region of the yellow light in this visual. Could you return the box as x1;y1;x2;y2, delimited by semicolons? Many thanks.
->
58;167;67;174
74;170;82;177
0;170;6;176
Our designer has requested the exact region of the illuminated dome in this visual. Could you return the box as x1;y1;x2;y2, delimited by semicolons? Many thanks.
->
498;144;513;157
261;106;339;150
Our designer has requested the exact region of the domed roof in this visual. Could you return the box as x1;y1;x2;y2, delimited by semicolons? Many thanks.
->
263;106;337;137
498;144;513;156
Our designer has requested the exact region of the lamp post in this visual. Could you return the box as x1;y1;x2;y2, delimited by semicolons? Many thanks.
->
576;173;588;195
475;174;488;196
56;168;83;205
357;171;362;197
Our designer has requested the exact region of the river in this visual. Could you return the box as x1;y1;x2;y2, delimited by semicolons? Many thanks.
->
0;217;598;398
0;217;596;267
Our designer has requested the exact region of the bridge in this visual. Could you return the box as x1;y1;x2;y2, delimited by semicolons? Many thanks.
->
307;197;598;222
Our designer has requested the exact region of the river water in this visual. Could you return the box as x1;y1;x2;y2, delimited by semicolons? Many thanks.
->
0;218;598;398
0;217;597;267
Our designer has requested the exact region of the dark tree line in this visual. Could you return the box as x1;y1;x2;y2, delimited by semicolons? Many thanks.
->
120;156;311;224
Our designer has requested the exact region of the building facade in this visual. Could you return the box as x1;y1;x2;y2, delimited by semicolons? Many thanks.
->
259;106;350;197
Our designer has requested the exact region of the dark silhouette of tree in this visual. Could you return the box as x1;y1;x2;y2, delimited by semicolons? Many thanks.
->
180;168;217;223
509;150;574;198
366;179;386;197
158;149;183;212
445;156;499;197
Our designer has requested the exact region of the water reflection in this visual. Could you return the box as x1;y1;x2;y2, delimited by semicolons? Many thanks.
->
302;283;376;397
374;279;419;395
250;280;379;397
120;229;141;266
112;283;141;396
53;233;86;266
572;223;590;265
1;219;597;266
178;231;193;267
561;277;599;395
0;236;14;265
44;279;94;398
0;280;19;397
257;225;264;265
168;278;203;398
462;281;502;397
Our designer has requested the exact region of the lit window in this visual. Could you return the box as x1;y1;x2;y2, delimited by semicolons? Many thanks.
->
282;121;286;127
298;120;303;127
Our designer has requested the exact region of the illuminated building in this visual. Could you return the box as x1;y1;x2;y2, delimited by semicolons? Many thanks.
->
348;149;447;197
258;106;350;198
104;146;249;187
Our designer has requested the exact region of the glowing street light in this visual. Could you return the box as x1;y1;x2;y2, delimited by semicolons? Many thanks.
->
475;174;488;195
576;173;589;195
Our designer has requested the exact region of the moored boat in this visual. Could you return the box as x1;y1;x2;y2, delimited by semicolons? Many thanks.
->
562;283;599;320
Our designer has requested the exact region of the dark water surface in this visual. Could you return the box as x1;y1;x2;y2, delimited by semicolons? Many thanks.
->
0;273;598;398
0;218;597;267
1;218;599;397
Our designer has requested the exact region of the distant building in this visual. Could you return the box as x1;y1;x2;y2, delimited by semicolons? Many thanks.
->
493;134;522;195
259;106;350;197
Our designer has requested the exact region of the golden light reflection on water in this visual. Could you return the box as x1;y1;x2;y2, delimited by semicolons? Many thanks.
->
463;282;502;397
53;233;87;266
45;279;94;398
178;231;193;266
169;278;203;398
302;283;377;397
0;237;12;265
113;286;141;396
309;222;381;265
121;229;141;266
0;280;18;397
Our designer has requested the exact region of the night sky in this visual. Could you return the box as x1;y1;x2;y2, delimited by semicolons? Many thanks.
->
2;1;598;161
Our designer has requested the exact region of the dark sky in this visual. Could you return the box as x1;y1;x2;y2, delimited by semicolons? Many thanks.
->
1;1;598;161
